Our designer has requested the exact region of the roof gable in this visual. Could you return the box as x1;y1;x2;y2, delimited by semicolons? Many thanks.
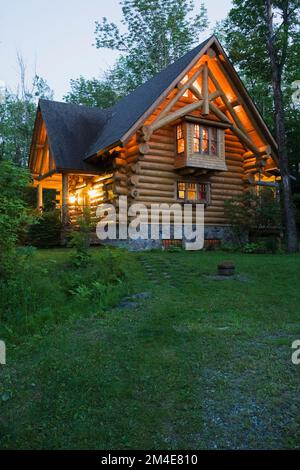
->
30;35;278;172
38;100;110;172
85;36;213;158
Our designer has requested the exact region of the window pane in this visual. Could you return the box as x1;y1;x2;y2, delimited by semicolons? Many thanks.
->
177;138;184;154
187;183;197;201
198;184;207;200
194;124;200;138
177;182;185;200
193;138;200;153
211;127;217;140
202;138;209;154
211;140;217;155
201;127;209;154
177;125;183;139
202;127;209;140
187;190;197;201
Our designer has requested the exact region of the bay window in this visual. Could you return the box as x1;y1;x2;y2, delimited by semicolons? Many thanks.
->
175;119;227;171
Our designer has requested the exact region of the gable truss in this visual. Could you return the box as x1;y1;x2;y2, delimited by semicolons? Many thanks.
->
137;47;275;166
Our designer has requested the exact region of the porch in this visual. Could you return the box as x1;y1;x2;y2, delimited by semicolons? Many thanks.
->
32;171;114;227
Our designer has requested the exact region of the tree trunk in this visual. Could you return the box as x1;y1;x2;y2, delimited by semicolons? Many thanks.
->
265;0;298;253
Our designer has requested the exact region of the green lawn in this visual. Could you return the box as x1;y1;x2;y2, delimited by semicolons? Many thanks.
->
1;248;300;449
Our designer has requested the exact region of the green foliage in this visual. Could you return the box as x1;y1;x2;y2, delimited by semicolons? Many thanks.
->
1;249;300;449
242;241;268;254
0;248;129;339
27;209;62;247
93;0;208;95
63;76;119;108
0;160;33;278
68;208;92;267
217;0;300;176
224;190;282;245
242;237;282;254
65;0;209;103
0;75;53;166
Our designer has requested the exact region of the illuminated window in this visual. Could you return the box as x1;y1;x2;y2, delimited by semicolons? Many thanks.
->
105;183;114;201
193;125;219;156
210;127;218;155
177;182;186;200
177;181;210;204
176;124;185;154
193;124;200;153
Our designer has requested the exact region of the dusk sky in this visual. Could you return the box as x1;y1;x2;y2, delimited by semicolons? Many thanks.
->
1;0;232;100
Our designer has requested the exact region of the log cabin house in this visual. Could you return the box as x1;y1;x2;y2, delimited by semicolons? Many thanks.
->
28;35;280;248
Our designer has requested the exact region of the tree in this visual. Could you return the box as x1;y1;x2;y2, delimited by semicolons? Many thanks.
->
94;0;208;93
0;61;53;166
217;0;300;252
265;0;299;252
64;76;119;108
0;160;33;278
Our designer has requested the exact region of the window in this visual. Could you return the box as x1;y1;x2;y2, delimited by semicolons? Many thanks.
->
256;183;280;202
193;124;218;155
193;124;200;153
105;182;114;201
177;181;210;204
176;124;185;154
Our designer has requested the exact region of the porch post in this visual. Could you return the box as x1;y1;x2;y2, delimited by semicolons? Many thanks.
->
62;173;69;227
37;183;43;212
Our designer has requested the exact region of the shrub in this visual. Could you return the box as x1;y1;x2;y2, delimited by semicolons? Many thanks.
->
27;209;62;247
0;161;34;278
224;190;281;246
68;208;92;267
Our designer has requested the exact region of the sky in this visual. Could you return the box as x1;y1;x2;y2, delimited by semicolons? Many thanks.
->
0;0;232;100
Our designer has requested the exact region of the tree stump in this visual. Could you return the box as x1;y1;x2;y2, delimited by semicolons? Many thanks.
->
217;261;235;277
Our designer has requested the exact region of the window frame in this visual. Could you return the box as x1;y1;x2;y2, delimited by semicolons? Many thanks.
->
176;180;211;205
176;123;185;155
105;182;115;201
193;124;218;156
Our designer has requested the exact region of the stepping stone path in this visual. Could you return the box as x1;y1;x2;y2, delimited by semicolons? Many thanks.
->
117;291;152;310
138;253;199;289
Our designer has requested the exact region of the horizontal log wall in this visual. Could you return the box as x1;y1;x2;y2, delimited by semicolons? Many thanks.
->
69;174;113;226
122;93;248;225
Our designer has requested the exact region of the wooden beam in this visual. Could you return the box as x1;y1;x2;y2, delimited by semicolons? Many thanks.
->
152;65;204;124
189;84;220;103
203;61;209;116
61;173;69;228
120;35;216;145
37;183;43;212
151;99;204;132
231;125;261;157
184;116;231;129
215;55;278;161
209;102;232;124
208;69;249;136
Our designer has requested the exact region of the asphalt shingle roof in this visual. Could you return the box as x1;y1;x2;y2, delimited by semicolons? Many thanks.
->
37;37;212;170
39;100;110;171
86;37;212;159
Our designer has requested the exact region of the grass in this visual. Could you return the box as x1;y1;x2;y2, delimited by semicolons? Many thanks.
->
0;248;300;449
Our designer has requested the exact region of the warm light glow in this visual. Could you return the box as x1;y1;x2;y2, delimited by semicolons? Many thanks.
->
88;189;97;198
69;194;76;204
193;79;202;95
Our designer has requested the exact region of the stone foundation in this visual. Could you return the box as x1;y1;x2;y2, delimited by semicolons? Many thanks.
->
90;224;242;251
